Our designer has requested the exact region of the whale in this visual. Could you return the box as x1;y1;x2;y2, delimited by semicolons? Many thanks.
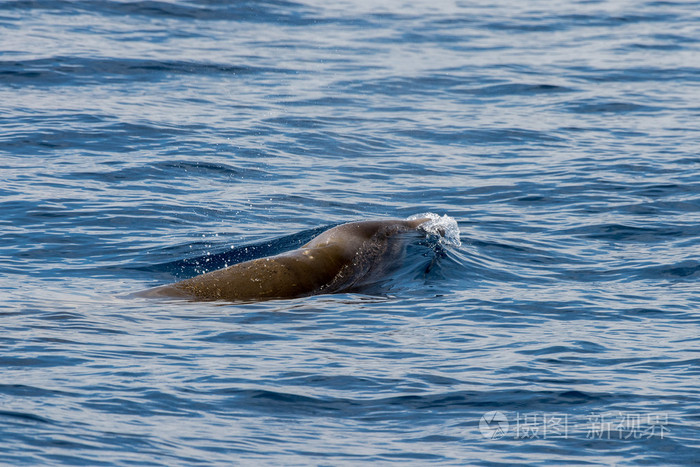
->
135;217;433;302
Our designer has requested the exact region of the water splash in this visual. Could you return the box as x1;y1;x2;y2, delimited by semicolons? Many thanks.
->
409;213;462;247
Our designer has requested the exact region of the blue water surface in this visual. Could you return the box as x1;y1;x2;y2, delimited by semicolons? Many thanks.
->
1;0;700;464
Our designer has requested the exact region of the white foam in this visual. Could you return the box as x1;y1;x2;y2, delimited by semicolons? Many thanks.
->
408;212;462;247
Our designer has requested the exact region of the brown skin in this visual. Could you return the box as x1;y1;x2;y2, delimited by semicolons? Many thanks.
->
136;218;430;302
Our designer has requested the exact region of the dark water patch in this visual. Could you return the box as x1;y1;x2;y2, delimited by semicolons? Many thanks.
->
623;42;686;51
395;128;564;146
0;410;54;425
560;223;695;243
554;260;700;285
197;330;288;343
0;355;90;368
456;83;576;97
556;12;682;27
0;112;110;132
651;32;700;44
284;96;362;108
0;0;324;25
0;120;186;155
68;160;267;185
517;341;609;356
0;57;291;87
637;260;700;281
627;357;700;371
619;307;691;320
482;18;567;33
337;73;500;97
563;99;664;114
223;388;645;419
83;392;213;417
263;116;331;129
567;65;700;83
0;384;76;398
277;373;409;392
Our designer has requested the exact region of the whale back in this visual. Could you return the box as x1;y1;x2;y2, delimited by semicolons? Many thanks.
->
137;218;429;302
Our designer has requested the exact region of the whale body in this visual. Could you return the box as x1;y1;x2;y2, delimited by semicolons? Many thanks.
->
136;218;431;302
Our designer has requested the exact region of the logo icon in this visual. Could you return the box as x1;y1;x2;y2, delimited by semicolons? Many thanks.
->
480;411;509;439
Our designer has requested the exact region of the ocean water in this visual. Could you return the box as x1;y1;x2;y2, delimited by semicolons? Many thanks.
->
1;0;700;464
